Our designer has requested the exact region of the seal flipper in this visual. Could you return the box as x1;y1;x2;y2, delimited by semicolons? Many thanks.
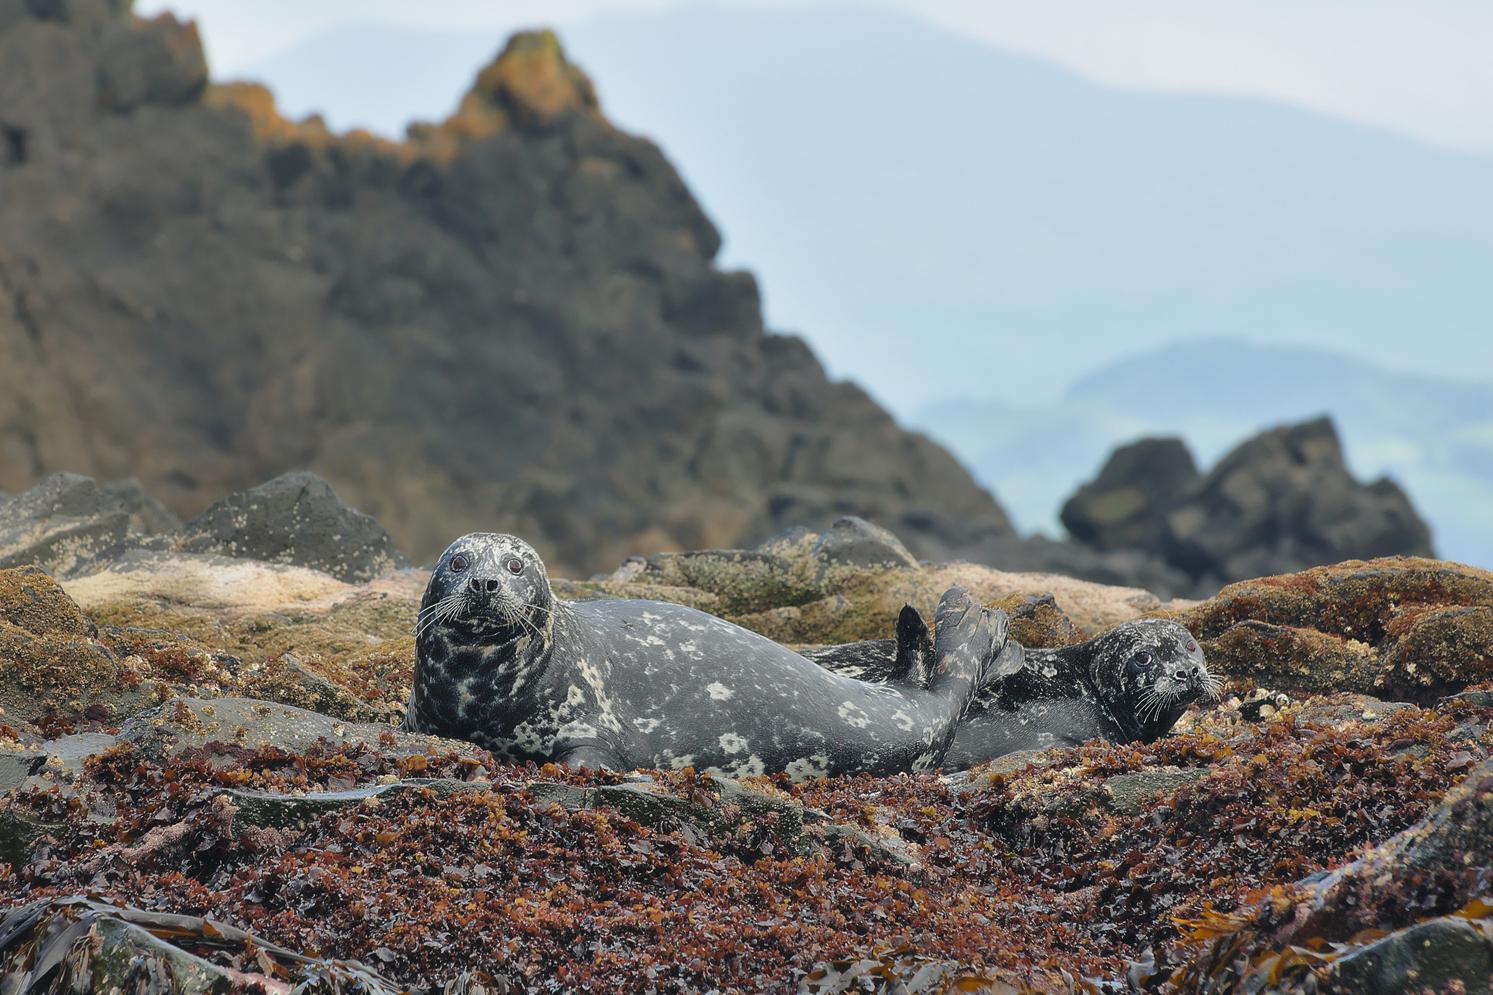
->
892;603;935;688
927;587;1008;690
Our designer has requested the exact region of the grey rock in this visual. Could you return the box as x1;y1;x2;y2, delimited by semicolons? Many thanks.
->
101;478;181;535
810;515;918;570
0;473;133;577
0;805;62;869
1104;766;1207;816
175;472;408;582
0;750;43;793
1061;436;1199;552
118;696;482;762
1317;917;1493;995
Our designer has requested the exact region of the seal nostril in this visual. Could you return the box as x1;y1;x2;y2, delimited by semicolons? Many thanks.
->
467;577;483;595
485;579;499;594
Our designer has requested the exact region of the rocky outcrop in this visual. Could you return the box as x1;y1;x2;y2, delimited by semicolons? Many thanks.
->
0;6;1012;577
1060;418;1435;595
174;471;406;582
1060;436;1198;552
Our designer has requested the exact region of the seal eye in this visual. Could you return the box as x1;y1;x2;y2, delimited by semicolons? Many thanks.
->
450;554;468;573
1131;651;1153;671
505;556;524;575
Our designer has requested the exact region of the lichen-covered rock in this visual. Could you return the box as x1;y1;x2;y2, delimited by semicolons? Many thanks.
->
0;564;92;636
1164;557;1493;702
175;472;408;583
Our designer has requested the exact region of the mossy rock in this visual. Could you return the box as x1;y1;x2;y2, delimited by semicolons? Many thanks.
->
0;566;92;637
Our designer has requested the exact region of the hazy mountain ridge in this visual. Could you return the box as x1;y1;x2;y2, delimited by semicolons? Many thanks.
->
914;340;1493;568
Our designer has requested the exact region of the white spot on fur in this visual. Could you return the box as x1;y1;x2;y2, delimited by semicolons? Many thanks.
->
838;701;870;729
705;682;734;701
718;732;748;754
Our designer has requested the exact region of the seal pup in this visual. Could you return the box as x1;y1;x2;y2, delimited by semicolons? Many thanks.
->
403;533;1008;778
803;612;1220;769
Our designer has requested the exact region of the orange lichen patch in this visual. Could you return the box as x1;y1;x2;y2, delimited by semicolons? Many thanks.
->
407;30;604;162
205;81;410;163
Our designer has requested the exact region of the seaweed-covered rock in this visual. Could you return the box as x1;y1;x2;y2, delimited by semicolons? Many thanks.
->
175;472;407;583
0;565;91;637
1167;557;1493;702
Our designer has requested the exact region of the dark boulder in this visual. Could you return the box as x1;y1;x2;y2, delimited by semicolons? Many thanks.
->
0;474;135;576
1060;436;1198;552
1162;417;1434;587
1059;418;1435;594
175;472;407;582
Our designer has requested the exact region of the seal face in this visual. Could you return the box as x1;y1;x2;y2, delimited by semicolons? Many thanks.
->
805;615;1219;770
405;533;1009;779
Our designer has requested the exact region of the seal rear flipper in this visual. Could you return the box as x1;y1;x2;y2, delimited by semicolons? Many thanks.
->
893;603;934;688
929;587;1007;689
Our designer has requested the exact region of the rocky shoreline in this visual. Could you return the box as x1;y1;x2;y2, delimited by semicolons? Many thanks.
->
2;474;1490;992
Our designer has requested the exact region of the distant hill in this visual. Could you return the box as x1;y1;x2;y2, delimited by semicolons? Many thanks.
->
912;340;1493;569
239;4;1493;411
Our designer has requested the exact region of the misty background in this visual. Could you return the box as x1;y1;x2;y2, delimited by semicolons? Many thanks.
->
138;0;1493;568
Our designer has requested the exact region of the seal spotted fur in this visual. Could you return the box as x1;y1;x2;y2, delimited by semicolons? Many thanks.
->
403;533;1008;778
804;612;1219;769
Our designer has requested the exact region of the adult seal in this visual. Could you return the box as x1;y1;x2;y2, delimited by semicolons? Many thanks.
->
403;532;1008;778
804;611;1220;770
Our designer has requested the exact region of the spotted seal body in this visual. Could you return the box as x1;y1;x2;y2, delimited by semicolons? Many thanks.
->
804;613;1219;770
404;533;1008;778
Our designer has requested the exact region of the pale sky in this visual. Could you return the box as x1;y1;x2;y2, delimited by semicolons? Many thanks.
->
139;0;1493;154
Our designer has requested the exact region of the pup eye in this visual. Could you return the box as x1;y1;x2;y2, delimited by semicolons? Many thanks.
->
505;556;524;575
450;554;468;572
1133;651;1152;668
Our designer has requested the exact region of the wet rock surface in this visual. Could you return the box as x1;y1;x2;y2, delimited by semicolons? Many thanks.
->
1;504;1491;991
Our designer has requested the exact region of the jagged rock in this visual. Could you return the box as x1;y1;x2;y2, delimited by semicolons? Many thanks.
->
117;696;480;762
0;5;1013;577
100;478;180;534
1163;417;1434;587
1061;437;1199;552
175;472;407;582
